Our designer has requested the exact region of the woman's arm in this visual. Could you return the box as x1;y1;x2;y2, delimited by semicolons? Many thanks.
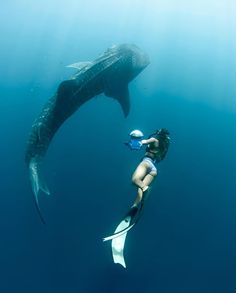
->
141;137;159;145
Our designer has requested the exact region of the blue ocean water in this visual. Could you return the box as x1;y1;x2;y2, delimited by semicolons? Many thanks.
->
0;1;236;292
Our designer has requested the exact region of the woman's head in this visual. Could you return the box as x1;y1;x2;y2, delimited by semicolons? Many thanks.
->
156;128;170;138
148;128;170;140
154;128;170;161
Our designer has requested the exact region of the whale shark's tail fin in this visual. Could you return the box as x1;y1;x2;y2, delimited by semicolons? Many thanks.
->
29;158;50;224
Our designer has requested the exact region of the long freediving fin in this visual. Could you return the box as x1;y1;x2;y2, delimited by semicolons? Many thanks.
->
104;188;151;267
103;206;142;268
103;187;150;242
111;215;132;268
103;206;139;242
108;206;142;268
103;222;135;242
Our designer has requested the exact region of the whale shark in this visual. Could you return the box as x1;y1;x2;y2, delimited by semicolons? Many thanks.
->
25;43;149;222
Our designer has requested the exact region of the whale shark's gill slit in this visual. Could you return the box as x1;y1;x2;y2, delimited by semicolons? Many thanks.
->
29;158;50;224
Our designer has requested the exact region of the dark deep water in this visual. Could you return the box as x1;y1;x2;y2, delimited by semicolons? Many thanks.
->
1;1;236;292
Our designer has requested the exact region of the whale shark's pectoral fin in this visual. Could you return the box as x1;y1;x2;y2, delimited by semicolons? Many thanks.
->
29;158;50;224
108;85;130;117
117;86;130;117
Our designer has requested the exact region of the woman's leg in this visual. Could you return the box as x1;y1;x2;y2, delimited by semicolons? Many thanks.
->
132;171;157;206
142;171;157;187
132;161;149;190
131;161;153;206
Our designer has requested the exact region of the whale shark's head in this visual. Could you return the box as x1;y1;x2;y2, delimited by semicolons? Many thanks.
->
129;44;150;75
115;44;150;79
105;44;149;76
101;44;149;117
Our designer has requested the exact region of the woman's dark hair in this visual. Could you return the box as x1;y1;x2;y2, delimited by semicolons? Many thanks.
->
148;128;170;139
148;128;170;162
157;128;170;138
157;128;170;161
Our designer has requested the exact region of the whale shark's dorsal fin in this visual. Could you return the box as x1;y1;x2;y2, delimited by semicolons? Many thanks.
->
66;61;92;70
